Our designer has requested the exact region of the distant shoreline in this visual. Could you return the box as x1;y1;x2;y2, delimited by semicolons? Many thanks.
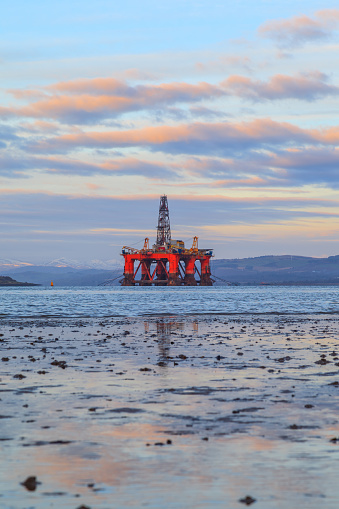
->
0;276;39;287
0;284;40;287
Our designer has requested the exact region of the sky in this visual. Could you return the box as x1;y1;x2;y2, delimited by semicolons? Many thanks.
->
1;0;339;263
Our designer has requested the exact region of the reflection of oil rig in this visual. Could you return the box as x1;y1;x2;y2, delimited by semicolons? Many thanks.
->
121;195;214;286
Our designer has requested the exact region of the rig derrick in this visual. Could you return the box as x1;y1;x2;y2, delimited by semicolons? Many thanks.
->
121;195;214;286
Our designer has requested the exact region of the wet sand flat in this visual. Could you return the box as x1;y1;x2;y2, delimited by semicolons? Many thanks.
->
0;314;339;508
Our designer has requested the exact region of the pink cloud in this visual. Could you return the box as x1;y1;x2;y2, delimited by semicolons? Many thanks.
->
19;120;62;134
49;78;223;105
4;79;223;123
2;72;338;125
259;9;339;47
29;118;315;155
316;9;339;24
8;89;47;101
86;183;101;190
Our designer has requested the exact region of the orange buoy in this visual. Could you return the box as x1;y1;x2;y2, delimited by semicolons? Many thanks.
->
51;281;54;287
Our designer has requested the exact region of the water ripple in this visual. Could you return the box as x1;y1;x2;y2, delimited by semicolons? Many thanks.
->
1;286;339;318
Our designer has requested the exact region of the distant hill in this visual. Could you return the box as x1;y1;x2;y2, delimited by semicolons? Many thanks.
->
2;255;339;286
211;255;339;285
0;258;124;286
0;276;39;287
0;257;121;271
0;266;123;286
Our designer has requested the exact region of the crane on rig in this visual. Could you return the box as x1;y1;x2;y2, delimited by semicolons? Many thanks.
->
121;195;214;286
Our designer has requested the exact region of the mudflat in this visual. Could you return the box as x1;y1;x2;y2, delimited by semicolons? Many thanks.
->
0;314;338;508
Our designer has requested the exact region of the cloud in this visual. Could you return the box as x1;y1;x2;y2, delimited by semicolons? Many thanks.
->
29;118;316;156
4;113;339;192
189;106;229;119
221;71;339;102
0;154;176;179
195;55;252;73
18;120;62;134
180;146;339;189
0;123;20;142
259;9;339;48
3;71;338;126
179;155;280;186
269;147;339;187
0;124;21;150
4;79;224;124
4;145;339;191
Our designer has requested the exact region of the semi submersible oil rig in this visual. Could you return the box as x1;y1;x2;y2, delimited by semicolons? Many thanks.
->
121;195;214;286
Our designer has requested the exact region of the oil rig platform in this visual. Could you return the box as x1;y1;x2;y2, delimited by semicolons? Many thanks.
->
121;195;214;286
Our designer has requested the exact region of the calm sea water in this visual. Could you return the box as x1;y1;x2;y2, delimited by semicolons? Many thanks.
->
1;286;339;318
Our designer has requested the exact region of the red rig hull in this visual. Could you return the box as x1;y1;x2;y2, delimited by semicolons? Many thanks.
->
121;250;213;286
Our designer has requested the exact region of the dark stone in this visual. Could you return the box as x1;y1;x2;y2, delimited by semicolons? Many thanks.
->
50;360;67;369
315;358;331;365
21;476;40;491
239;495;256;505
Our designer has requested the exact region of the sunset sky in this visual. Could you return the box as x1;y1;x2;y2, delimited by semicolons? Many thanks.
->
1;0;339;263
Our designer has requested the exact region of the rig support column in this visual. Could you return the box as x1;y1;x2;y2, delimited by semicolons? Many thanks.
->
184;257;197;285
200;256;213;286
168;253;181;286
122;256;135;286
155;259;168;285
141;259;152;285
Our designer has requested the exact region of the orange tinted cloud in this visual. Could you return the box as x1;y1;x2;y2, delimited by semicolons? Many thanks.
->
86;183;101;190
31;119;314;154
4;72;338;124
49;77;221;100
8;80;223;123
259;9;339;47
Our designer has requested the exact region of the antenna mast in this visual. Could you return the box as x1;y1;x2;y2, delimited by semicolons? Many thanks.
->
156;195;171;246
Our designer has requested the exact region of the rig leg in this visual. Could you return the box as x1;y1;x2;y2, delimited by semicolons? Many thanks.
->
184;257;197;286
155;259;168;285
200;257;213;286
168;254;181;286
122;257;135;286
140;260;152;286
121;274;135;286
168;275;181;286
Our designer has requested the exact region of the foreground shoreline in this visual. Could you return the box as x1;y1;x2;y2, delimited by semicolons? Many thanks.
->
1;313;339;508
